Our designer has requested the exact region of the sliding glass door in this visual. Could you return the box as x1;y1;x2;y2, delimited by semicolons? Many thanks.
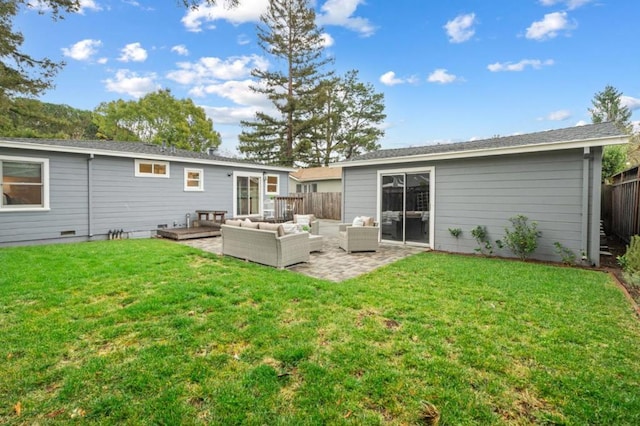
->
380;171;431;245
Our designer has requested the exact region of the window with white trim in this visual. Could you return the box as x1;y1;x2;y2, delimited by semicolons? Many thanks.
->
184;168;204;191
265;174;279;195
296;183;317;193
135;159;169;177
1;156;49;211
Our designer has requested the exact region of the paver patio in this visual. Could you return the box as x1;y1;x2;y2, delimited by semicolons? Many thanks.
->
180;220;426;282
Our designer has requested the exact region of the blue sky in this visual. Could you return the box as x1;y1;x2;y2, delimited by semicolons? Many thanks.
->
15;0;640;156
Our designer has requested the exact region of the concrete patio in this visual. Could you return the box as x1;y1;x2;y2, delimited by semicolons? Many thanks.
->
179;220;426;282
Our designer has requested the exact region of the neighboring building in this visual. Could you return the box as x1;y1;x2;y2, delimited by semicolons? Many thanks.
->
289;166;342;193
0;138;292;246
337;122;628;266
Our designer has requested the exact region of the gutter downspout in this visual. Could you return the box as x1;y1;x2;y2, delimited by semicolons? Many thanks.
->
88;153;94;239
581;147;590;263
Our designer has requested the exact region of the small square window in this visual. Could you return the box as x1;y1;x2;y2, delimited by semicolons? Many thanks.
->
265;174;279;195
184;168;203;191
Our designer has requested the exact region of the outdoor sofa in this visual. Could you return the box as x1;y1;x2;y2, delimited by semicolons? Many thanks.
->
221;220;309;268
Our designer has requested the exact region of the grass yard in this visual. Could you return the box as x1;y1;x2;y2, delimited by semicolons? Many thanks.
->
1;239;639;425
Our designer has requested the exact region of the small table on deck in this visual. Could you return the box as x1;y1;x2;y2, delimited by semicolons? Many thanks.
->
196;210;227;223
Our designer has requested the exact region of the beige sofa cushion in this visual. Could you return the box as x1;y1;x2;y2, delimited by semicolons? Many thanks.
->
225;219;243;227
258;222;285;237
243;218;260;229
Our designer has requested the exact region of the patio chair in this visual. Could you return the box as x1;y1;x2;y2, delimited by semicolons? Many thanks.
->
338;217;379;253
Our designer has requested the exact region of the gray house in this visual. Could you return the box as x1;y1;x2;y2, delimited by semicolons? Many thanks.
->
338;122;628;266
0;138;292;246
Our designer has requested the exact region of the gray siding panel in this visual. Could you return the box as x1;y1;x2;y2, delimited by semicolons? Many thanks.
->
0;149;89;244
1;148;291;246
343;149;591;263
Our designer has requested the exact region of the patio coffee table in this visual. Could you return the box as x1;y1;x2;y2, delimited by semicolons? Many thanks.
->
308;234;324;252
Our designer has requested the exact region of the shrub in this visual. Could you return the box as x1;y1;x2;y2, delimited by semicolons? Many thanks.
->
448;228;462;238
554;242;577;265
471;225;493;256
618;235;640;287
502;215;541;261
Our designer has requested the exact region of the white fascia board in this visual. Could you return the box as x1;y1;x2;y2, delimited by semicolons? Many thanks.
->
339;135;629;168
0;140;294;172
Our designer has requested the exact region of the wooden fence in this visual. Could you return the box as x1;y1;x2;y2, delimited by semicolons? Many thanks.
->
606;166;640;242
288;192;342;220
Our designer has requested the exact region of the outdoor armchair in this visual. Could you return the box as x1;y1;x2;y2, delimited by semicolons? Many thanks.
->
338;221;379;253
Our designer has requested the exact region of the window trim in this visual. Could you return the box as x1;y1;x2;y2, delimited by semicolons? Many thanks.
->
265;174;279;195
134;159;170;178
0;155;50;212
184;168;204;192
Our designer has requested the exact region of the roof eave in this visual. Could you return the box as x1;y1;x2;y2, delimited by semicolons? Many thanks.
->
0;140;295;172
339;135;629;168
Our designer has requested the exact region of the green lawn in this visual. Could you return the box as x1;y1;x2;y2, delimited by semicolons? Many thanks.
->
1;239;639;425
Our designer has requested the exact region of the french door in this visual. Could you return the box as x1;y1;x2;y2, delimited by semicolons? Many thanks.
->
380;170;432;245
235;173;261;216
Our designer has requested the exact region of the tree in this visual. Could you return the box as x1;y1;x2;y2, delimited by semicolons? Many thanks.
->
93;89;221;152
0;1;239;107
305;70;385;166
0;0;80;111
238;0;333;166
589;85;632;180
589;85;632;132
0;98;97;139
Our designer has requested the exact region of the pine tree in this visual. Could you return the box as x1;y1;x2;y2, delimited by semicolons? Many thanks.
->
238;0;333;166
589;85;632;180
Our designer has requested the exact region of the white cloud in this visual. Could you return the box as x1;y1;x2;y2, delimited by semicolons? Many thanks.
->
61;39;102;61
444;13;476;43
539;0;592;10
380;71;402;86
171;45;189;56
182;0;268;32
29;0;101;14
526;12;575;40
320;33;335;48
103;69;160;98
427;69;459;84
202;105;263;125
167;55;269;85
544;110;572;121
575;120;588;126
118;42;148;62
621;95;640;111
316;0;377;37
487;59;554;72
78;0;101;13
190;80;271;107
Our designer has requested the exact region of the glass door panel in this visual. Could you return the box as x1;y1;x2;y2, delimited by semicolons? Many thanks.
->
236;175;262;216
405;173;430;244
380;171;430;245
380;174;404;242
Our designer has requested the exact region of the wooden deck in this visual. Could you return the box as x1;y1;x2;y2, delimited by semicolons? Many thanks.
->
157;225;221;240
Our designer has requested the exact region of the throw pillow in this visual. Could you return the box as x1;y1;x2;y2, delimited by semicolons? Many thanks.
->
352;216;364;227
295;214;311;226
361;216;374;227
225;219;243;227
243;219;259;229
282;223;299;234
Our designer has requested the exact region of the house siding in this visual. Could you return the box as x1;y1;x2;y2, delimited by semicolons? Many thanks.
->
1;147;291;246
343;149;597;264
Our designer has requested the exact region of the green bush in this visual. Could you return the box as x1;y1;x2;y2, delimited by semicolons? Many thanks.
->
502;215;541;261
618;235;640;287
471;225;493;256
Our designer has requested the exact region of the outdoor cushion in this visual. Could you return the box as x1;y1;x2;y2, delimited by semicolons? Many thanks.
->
258;222;285;237
243;218;260;229
352;216;365;227
282;223;299;234
361;216;374;227
294;214;315;225
225;219;243;227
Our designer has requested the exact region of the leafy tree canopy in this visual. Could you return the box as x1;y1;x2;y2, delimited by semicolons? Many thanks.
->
93;89;221;152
